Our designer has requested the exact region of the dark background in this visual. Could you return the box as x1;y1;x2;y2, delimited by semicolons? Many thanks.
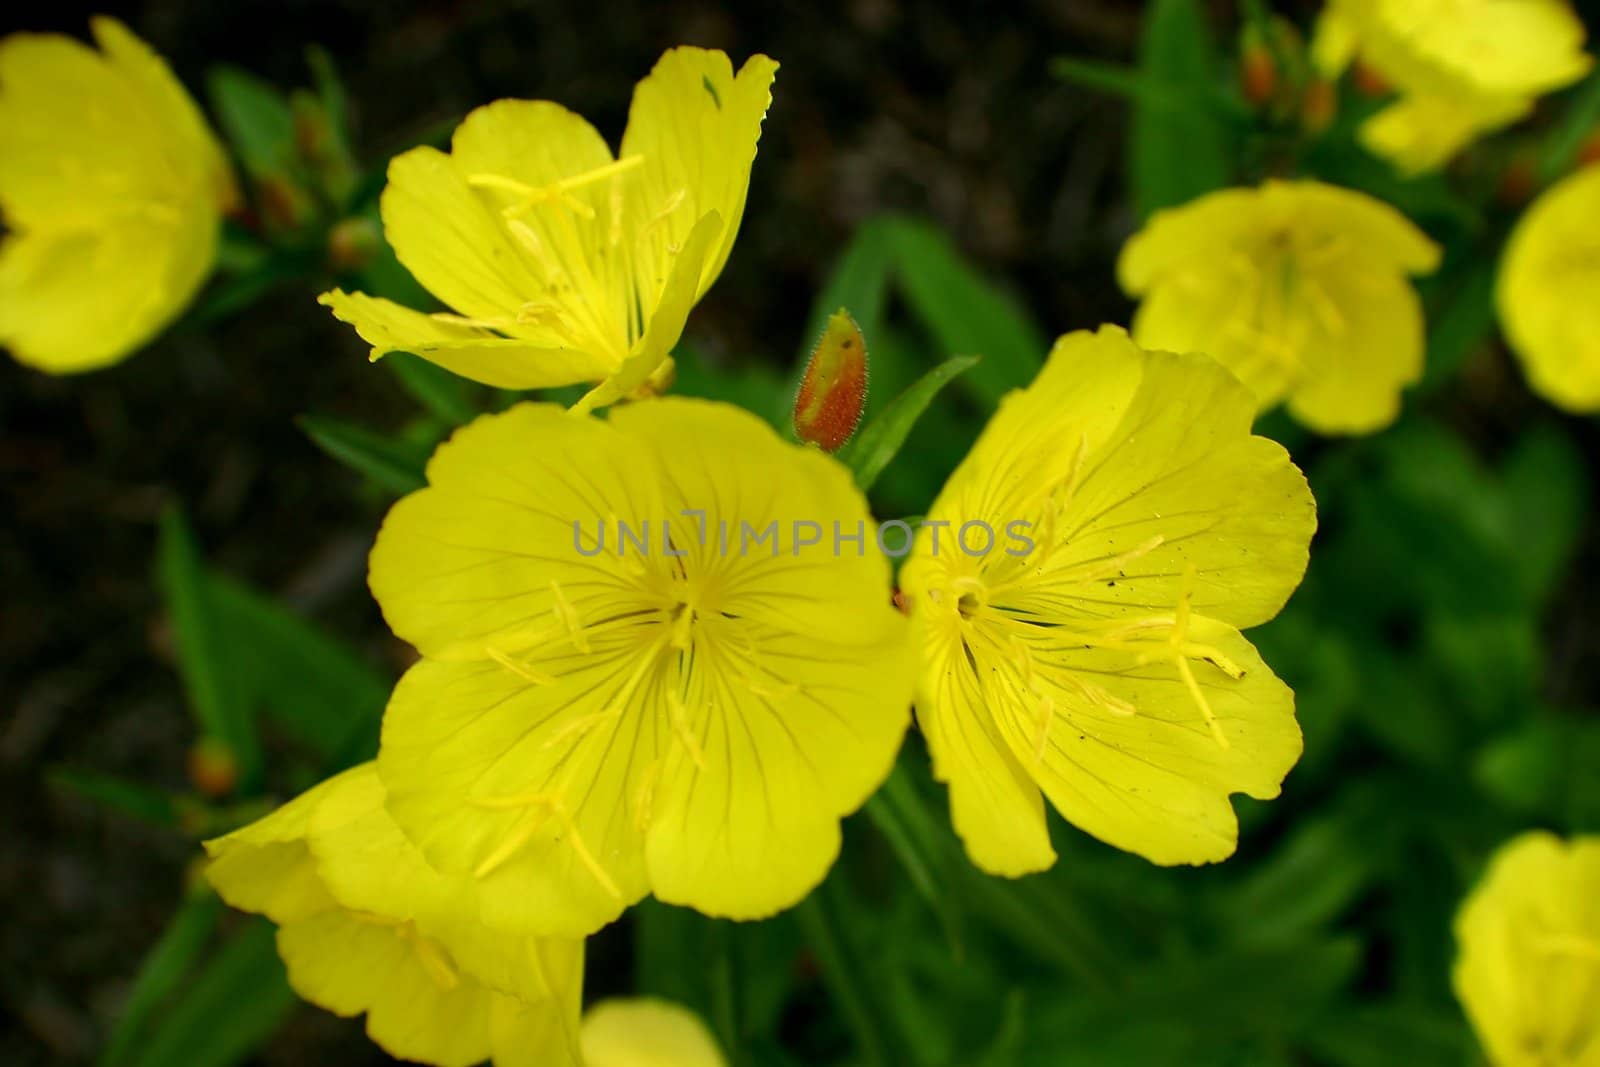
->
2;2;1595;1064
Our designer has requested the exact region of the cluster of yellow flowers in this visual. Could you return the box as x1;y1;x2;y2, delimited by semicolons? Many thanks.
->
3;10;1598;1067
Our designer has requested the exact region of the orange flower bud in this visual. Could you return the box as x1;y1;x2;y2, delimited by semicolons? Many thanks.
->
326;216;381;272
187;736;238;799
793;308;868;452
1240;41;1277;107
1353;61;1389;97
1577;127;1600;168
1301;78;1337;135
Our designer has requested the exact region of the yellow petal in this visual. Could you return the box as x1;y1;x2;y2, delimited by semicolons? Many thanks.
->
369;403;664;659
318;288;610;389
644;618;913;918
379;655;655;938
581;998;728;1067
620;48;778;303
1453;832;1600;1067
573;211;722;414
202;768;365;923
1364;0;1591;98
1497;164;1600;413
493;982;586;1067
276;910;496;1067
1116;188;1264;294
1359;91;1529;177
1267;180;1440;274
1310;8;1358;77
1284;268;1424;433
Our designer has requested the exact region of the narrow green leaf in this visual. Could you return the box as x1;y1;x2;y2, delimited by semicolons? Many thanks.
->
206;66;296;181
126;919;296;1067
841;356;980;491
862;764;965;955
1130;0;1233;219
885;218;1044;407
794;882;909;1067
207;573;390;762
383;353;478;425
1419;250;1498;390
298;415;429;495
158;507;261;789
48;767;180;828
1538;69;1600;182
100;889;223;1067
1052;56;1240;118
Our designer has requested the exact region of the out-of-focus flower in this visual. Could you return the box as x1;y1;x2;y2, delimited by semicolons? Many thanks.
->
582;999;727;1067
1118;179;1440;434
369;399;914;936
321;48;777;413
898;327;1315;874
1313;0;1591;174
793;308;868;452
1453;831;1600;1067
204;763;583;1067
0;18;236;373
1498;165;1600;412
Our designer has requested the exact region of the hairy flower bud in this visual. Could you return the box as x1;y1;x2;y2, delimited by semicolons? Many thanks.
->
793;308;868;452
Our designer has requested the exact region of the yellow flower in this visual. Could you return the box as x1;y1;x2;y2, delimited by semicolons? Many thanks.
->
369;398;914;935
204;763;583;1067
320;47;777;413
1118;179;1440;435
898;327;1315;873
1453;831;1600;1067
0;17;236;374
582;999;727;1067
1314;0;1591;173
1497;164;1600;413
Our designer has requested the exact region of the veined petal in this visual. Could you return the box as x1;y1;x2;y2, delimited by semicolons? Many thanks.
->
1497;165;1600;413
381;145;567;330
644;616;913;918
1285;267;1424;433
379;655;657;938
573;211;722;414
368;403;665;660
276;910;496;1067
989;618;1301;865
318;288;610;389
581;999;728;1067
911;614;1056;877
202;768;362;923
0;207;218;373
620;48;778;302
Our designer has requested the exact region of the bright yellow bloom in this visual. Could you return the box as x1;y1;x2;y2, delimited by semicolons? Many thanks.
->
582;999;727;1067
1119;179;1440;435
369;398;914;935
204;763;583;1067
320;48;776;412
1497;164;1600;412
1314;0;1591;174
0;17;236;373
899;327;1315;873
1453;831;1600;1067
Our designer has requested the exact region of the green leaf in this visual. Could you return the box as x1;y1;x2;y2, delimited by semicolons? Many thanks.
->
1303;1003;1470;1067
207;574;390;762
100;888;223;1067
801;217;899;368
1419;249;1498;390
298;415;429;495
206;66;296;181
48;767;181;828
1497;422;1588;603
382;353;478;426
126;919;297;1067
862;763;966;955
1538;68;1600;182
841;355;980;491
1130;0;1233;219
157;507;261;789
795;880;914;1067
1222;814;1378;944
886;218;1044;407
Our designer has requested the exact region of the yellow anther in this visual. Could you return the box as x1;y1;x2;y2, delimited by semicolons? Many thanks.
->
1176;655;1230;750
632;759;662;832
468;156;644;220
1075;534;1167;585
472;805;551;878
404;928;461;992
666;689;706;770
428;312;514;331
552;802;623;901
550;581;591;653
541;707;623;750
486;645;557;686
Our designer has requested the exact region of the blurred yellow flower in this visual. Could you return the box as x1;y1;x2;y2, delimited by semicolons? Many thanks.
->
204;763;583;1067
899;327;1315;873
369;398;914;935
1314;0;1591;173
582;999;727;1067
1118;179;1440;435
1454;831;1600;1067
1497;164;1600;412
0;17;236;374
320;47;776;413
